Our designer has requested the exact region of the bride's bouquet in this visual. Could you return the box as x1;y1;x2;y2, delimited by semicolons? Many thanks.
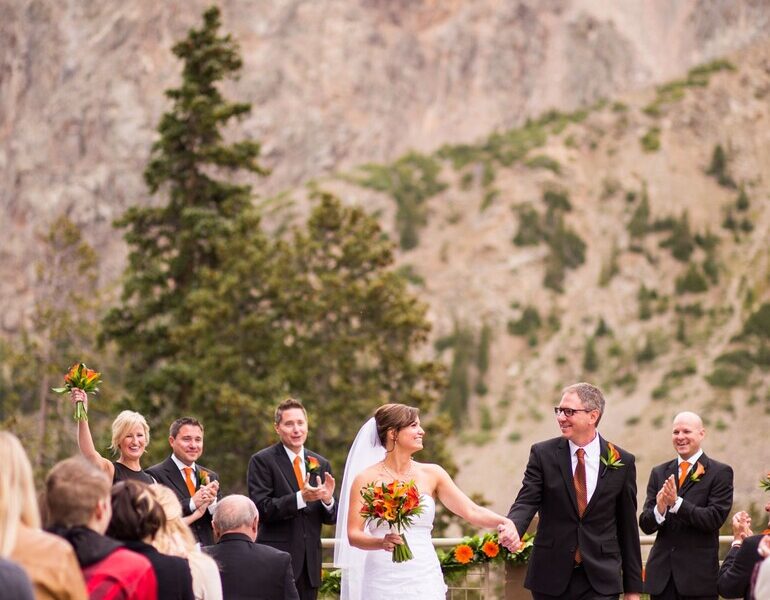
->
359;480;423;563
51;362;102;421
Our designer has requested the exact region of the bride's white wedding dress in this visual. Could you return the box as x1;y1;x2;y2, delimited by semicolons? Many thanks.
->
361;494;448;599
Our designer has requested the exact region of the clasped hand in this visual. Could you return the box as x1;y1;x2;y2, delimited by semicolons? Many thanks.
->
497;519;523;552
656;475;677;513
192;480;219;511
301;472;336;504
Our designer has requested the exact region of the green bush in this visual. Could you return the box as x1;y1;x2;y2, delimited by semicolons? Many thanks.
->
508;306;542;336
543;188;572;212
526;155;562;175
706;144;736;189
513;206;543;246
627;194;650;238
660;212;694;262
736;187;750;211
583;337;599;373
640;127;661;152
480;188;499;212
743;303;770;339
706;367;747;388
675;264;709;294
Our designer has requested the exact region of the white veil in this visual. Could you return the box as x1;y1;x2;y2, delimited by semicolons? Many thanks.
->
333;417;385;600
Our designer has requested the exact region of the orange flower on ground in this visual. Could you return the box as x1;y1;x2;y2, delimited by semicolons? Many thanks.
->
482;540;500;558
454;544;474;564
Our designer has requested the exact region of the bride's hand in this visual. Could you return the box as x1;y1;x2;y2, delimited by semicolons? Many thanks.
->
70;388;88;411
381;532;403;552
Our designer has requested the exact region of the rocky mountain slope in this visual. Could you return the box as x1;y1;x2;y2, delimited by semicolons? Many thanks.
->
2;1;770;514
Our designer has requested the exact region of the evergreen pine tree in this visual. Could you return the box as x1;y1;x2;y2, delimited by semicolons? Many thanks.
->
102;7;266;422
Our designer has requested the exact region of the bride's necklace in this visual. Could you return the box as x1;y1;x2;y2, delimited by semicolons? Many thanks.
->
380;458;415;481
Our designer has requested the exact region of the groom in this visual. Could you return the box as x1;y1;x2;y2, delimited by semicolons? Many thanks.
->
499;382;643;600
247;398;337;600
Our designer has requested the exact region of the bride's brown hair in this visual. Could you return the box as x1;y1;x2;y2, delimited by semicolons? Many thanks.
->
374;403;419;449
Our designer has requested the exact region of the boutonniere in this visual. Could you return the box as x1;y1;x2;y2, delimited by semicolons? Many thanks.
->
199;469;211;486
600;442;624;476
689;462;705;483
306;456;321;475
759;472;770;492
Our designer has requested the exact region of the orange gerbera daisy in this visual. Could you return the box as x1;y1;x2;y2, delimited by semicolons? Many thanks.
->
454;544;474;564
482;540;499;558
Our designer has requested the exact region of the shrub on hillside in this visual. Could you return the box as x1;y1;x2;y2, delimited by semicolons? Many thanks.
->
675;264;709;294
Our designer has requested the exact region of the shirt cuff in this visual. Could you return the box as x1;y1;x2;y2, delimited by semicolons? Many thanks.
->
296;491;307;510
654;505;667;523
189;498;197;513
322;497;335;511
669;496;683;513
207;499;218;515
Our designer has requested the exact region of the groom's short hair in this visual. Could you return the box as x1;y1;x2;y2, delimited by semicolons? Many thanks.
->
274;397;306;424
561;382;605;424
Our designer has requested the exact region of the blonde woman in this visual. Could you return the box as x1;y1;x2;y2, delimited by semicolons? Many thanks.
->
0;431;87;599
152;484;223;600
71;388;155;484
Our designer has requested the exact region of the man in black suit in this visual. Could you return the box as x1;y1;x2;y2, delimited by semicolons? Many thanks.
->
639;411;733;600
247;398;336;600
499;382;643;600
204;494;299;600
717;501;770;600
146;417;220;545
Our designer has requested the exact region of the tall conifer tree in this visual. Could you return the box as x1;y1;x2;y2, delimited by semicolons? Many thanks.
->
102;7;266;420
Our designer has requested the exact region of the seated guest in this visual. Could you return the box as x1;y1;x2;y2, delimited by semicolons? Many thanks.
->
71;389;155;484
203;495;299;600
718;500;770;600
0;557;34;600
151;484;222;600
146;417;220;545
45;456;157;599
107;480;194;600
0;431;88;600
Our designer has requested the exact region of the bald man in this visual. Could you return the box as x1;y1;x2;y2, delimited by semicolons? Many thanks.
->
204;495;299;600
639;411;733;600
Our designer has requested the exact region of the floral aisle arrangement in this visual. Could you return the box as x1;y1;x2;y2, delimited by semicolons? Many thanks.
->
319;532;534;597
51;362;102;421
439;532;534;583
359;480;423;562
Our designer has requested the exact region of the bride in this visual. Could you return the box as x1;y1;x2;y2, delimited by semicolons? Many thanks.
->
334;403;515;600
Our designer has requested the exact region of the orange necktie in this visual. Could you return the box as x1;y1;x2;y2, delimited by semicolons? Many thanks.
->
573;448;588;563
293;455;304;488
183;467;196;497
678;461;690;488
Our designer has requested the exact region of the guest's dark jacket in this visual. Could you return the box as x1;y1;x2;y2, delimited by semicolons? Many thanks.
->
717;534;764;600
204;532;299;600
146;456;220;546
247;443;336;588
639;454;733;597
121;540;193;600
507;435;643;597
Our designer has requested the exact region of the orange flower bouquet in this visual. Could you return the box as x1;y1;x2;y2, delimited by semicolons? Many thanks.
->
51;362;102;421
359;480;423;562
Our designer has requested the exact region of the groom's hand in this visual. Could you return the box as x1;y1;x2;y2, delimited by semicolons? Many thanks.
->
498;519;521;552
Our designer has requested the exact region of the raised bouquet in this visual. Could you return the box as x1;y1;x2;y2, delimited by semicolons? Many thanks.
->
51;362;102;421
360;480;423;562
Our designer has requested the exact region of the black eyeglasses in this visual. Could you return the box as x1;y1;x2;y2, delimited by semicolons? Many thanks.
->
553;407;594;417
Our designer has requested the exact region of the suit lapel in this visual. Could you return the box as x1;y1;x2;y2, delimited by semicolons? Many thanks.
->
274;444;301;492
164;457;192;499
582;436;606;518
679;454;708;496
557;439;579;515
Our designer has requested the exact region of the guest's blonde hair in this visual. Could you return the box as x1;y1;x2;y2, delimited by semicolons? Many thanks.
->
0;431;41;556
150;484;197;556
109;410;150;455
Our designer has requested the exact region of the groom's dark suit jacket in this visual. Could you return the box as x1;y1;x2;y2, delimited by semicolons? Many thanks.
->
146;456;220;546
247;443;337;589
639;453;733;597
507;435;643;597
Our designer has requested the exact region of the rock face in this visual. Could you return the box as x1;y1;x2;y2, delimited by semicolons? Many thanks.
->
2;0;769;329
